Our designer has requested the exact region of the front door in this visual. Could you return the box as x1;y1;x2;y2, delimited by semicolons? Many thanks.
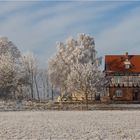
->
133;90;139;100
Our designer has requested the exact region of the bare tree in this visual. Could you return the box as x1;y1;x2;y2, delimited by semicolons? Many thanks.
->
22;52;40;100
40;69;50;100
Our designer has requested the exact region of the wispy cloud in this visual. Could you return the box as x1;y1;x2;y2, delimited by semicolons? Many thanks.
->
96;6;140;56
0;1;140;66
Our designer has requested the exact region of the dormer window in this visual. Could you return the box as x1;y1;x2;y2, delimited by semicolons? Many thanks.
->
124;52;131;69
125;64;130;69
124;59;131;69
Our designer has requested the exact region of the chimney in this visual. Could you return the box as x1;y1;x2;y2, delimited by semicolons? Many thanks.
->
124;52;131;69
125;52;128;59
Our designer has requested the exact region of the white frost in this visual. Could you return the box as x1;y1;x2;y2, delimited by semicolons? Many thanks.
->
0;111;140;140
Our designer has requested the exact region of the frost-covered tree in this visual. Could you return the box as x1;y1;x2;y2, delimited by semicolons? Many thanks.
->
38;69;50;100
0;52;25;99
22;53;51;101
0;37;51;101
48;33;106;103
0;37;24;99
0;37;20;58
67;63;106;108
22;52;40;100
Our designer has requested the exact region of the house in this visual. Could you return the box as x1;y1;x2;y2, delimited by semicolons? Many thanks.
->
104;52;140;101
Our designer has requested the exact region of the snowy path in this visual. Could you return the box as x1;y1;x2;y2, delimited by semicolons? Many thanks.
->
0;111;140;140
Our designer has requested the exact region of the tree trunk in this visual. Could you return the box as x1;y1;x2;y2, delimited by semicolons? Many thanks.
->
46;75;50;99
30;72;34;100
30;82;34;99
51;85;54;101
85;93;88;110
34;75;40;101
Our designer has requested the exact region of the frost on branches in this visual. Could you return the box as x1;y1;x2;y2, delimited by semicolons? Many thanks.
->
0;37;20;58
48;33;106;100
22;52;40;100
0;37;25;99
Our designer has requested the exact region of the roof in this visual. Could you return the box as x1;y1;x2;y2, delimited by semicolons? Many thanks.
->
105;54;140;74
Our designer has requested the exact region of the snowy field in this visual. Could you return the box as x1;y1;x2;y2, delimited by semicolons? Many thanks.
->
0;111;140;140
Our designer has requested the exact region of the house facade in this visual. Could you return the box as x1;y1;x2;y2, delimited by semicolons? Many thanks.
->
105;52;140;101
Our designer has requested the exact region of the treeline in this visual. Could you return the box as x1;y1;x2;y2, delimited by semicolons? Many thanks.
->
0;34;108;102
0;37;53;101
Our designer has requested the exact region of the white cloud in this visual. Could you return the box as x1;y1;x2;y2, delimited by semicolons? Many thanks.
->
0;2;119;52
0;1;139;66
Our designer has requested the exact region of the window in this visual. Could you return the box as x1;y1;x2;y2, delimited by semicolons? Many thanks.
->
115;89;123;97
124;59;131;69
125;64;130;69
113;76;122;84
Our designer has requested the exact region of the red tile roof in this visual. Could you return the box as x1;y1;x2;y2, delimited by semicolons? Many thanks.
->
105;54;140;74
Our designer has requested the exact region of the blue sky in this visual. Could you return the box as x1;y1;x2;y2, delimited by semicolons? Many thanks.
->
0;1;140;66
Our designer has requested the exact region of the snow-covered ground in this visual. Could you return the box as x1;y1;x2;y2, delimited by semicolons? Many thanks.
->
0;111;140;140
